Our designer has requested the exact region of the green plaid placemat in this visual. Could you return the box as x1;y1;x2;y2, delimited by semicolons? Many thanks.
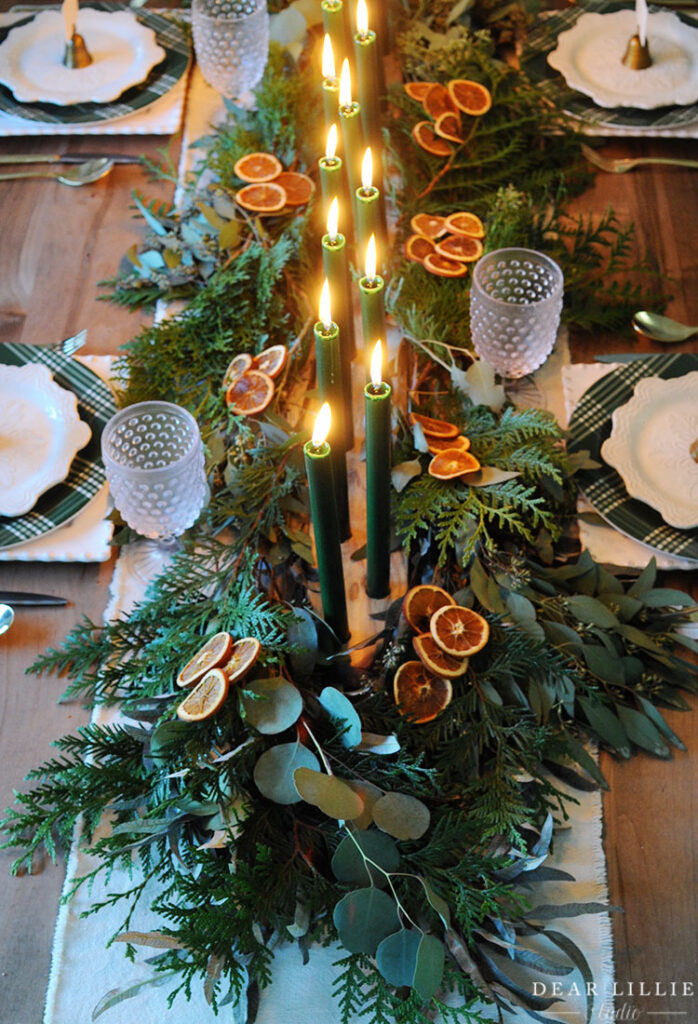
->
0;4;190;126
0;344;116;549
523;0;698;133
568;353;698;563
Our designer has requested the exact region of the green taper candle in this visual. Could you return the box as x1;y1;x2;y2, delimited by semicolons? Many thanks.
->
364;342;392;598
322;77;339;131
322;221;357;425
304;406;350;642
321;0;348;69
338;58;363;223
353;24;382;153
355;183;381;262
314;287;351;540
358;236;386;368
319;154;344;214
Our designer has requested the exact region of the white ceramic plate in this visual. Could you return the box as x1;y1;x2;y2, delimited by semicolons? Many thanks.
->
0;8;165;105
547;9;698;109
601;372;698;530
0;362;92;516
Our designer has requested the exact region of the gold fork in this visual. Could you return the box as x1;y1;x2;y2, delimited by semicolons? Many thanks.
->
581;143;698;174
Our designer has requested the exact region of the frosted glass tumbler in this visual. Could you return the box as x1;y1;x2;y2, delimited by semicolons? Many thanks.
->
101;402;207;542
469;248;564;378
192;0;270;99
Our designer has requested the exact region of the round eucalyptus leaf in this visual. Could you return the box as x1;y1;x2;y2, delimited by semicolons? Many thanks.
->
373;792;431;840
253;743;319;805
286;606;318;677
346;779;383;830
293;767;364;820
331;830;400;887
241;677;303;735
149;720;192;763
318;687;362;748
376;928;421;988
333;887;400;954
358;732;400;755
413;933;445;1001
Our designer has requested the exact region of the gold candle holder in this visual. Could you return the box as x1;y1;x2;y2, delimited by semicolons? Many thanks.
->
63;30;93;69
621;33;651;70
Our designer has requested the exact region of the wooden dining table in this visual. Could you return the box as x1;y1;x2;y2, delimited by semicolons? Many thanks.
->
0;3;697;1021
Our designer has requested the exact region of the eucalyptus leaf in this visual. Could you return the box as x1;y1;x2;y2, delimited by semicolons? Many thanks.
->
346;779;383;829
318;687;362;747
293;767;364;820
470;556;494;611
616;705;671;758
392;459;423;492
331;830;400;886
640;588;695;608
413;933;445;1000
578;697;631;758
581;644;625;687
527;902;620;920
92;973;176;1020
637;697;686;750
253;742;319;804
241;677;302;735
114;931;185;949
467;467;521;487
567;595;619;629
332;887;401;954
541;929;595;1024
375;928;421;987
626;558;657;596
373;792;430;840
421;878;451;929
357;732;400;755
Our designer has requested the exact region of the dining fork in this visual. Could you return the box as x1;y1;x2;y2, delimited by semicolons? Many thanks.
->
52;329;87;356
582;144;698;174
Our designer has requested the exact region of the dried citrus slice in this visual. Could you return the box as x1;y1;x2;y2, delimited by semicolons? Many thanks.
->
393;660;453;724
274;171;315;206
444;211;485;238
429;448;481;479
402;584;454;633
225;369;275;415
430;605;490;657
222;353;253;388
409;413;459;439
435;234;484;263
253;344;287;379
176;631;234;689
423;83;457;120
447;79;492;116
405;234;436;263
411;122;452;158
410;213;448;239
223;637;262;684
427;434;471;455
413;632;469;678
177;668;229;722
423;252;468;277
234;152;283;182
404;81;435;102
434;111;462;143
235;182;287;214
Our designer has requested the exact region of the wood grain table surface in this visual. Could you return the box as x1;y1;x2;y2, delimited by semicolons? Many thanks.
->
0;3;696;1021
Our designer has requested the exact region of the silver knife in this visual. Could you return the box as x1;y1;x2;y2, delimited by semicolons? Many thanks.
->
594;353;655;363
0;590;68;606
0;152;144;165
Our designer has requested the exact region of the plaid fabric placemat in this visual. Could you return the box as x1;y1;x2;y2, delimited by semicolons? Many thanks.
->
568;353;698;563
0;4;190;126
523;0;698;133
0;344;116;549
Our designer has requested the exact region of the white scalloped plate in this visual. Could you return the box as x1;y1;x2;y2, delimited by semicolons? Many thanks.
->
0;363;92;516
601;372;698;530
0;8;165;105
547;9;698;109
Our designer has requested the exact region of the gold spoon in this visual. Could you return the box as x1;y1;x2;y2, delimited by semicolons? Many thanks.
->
633;311;698;343
0;157;114;186
581;144;698;174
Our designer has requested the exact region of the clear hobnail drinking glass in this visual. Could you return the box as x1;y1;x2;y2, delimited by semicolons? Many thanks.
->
469;248;564;379
192;0;270;100
101;401;207;544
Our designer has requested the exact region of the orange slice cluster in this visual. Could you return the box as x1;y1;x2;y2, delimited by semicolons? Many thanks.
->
175;634;262;722
405;78;492;158
234;151;315;216
408;412;475;463
222;343;289;416
405;210;486;278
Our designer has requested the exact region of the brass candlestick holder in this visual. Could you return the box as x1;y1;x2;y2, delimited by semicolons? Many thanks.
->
63;30;92;68
622;32;651;69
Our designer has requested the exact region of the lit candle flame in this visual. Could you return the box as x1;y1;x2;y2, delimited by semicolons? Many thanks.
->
325;123;338;161
319;279;332;329
361;147;373;191
322;33;336;80
339;59;352;108
327;198;339;242
312;402;332;448
365;234;376;282
356;0;369;37
370;340;383;389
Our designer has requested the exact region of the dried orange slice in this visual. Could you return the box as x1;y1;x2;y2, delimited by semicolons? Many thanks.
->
444;212;485;238
235;182;287;214
410;213;448;239
427;434;471;455
176;632;234;689
222;353;253;388
429;448;481;479
423;252;468;277
253;344;287;379
413;632;469;678
223;637;262;684
393;660;453;724
423;83;457;120
430;605;490;657
405;234;436;263
404;81;435;102
402;584;454;633
447;79;492;116
234;152;283;182
274;171;315;206
225;369;275;415
409;413;459;439
411;122;452;158
434;111;462;143
177;668;229;722
435;235;484;263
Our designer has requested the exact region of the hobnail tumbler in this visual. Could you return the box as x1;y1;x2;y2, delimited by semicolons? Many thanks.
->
101;401;207;542
192;0;270;99
469;248;564;379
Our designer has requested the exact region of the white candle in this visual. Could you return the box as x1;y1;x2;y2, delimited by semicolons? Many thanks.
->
62;0;78;42
636;0;648;47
